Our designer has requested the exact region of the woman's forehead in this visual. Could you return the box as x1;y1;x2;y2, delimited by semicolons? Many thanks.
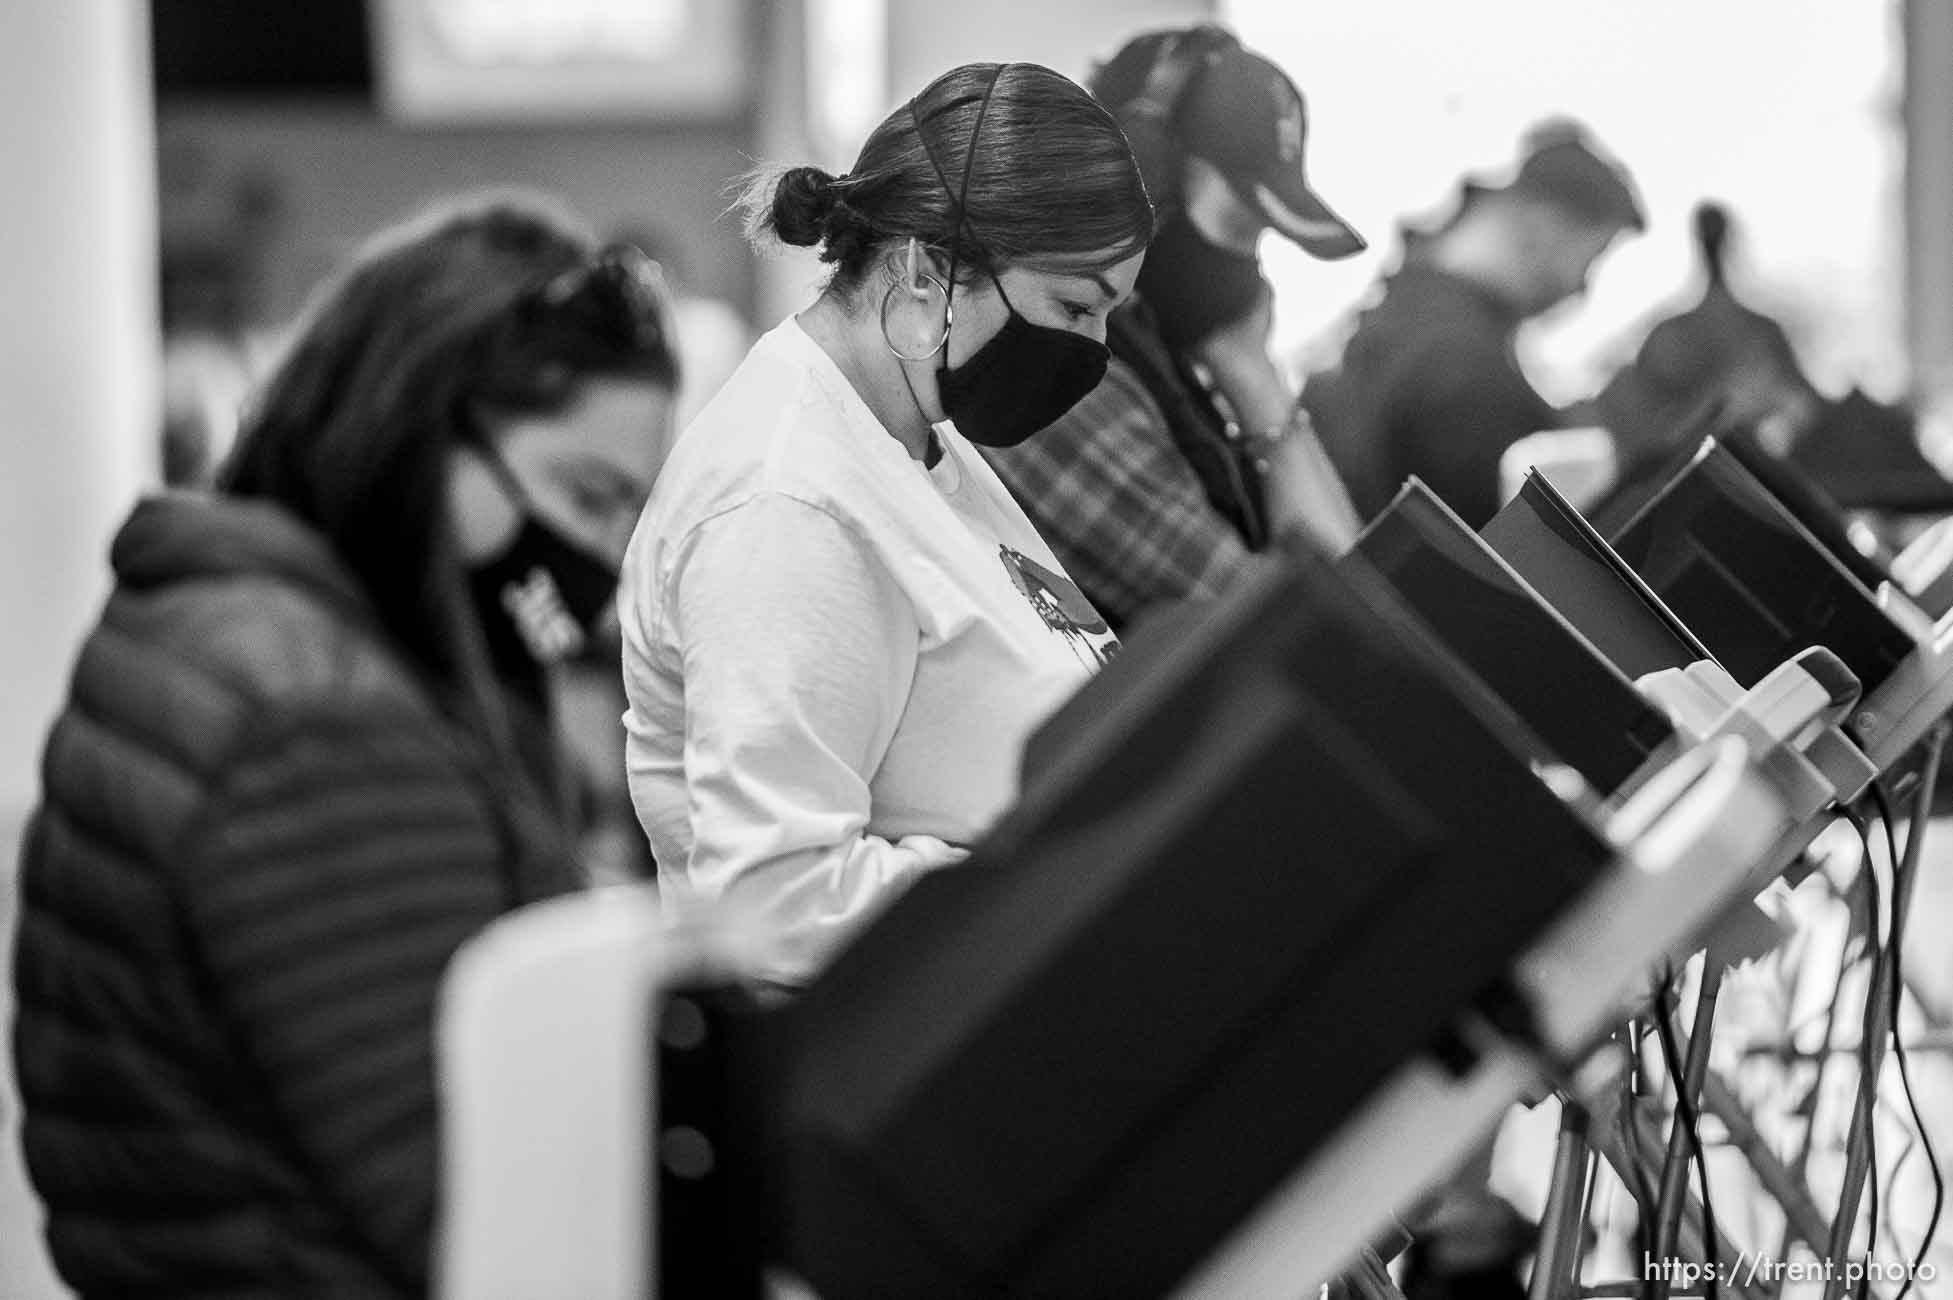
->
1004;250;1144;295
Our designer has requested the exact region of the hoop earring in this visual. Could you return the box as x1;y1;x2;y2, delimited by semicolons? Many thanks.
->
880;272;953;362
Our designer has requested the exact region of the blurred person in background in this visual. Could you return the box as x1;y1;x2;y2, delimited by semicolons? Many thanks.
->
983;24;1368;633
1304;120;1645;527
1595;200;1949;511
12;191;678;1298
622;62;1150;986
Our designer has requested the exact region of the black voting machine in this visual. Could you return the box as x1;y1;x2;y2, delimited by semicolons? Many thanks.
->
765;551;1616;1299
1349;478;1675;796
1612;426;1953;622
1482;472;1714;682
1606;440;1917;692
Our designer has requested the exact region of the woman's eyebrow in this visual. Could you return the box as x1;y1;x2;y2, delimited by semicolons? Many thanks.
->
1047;270;1118;302
1079;273;1118;302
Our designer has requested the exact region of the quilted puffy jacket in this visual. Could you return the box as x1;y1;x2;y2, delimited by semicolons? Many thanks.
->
12;493;584;1298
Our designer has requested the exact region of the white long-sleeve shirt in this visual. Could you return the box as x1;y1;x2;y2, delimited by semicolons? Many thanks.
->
620;316;1119;983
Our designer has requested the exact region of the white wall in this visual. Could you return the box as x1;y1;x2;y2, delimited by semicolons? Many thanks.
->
0;2;157;828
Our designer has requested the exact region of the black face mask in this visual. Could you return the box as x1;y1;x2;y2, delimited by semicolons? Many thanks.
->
1136;213;1266;350
937;272;1109;448
467;452;621;674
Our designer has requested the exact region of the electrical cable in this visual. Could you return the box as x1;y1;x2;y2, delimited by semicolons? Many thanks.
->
1795;819;1869;1178
1620;1052;1662;1300
1844;808;1883;1300
1653;968;1720;1300
1867;767;1945;1300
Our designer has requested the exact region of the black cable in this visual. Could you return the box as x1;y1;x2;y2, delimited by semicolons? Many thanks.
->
1653;969;1720;1300
1778;881;1861;1269
1868;779;1945;1300
1800;812;1873;1116
1844;808;1882;1300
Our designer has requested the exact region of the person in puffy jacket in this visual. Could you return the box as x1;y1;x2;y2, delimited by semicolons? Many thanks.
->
11;190;678;1298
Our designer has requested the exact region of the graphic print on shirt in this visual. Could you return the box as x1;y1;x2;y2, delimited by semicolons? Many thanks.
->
997;545;1121;668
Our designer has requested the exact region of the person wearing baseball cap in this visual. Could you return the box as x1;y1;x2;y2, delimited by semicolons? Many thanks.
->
1159;34;1366;261
1303;119;1647;528
980;24;1368;633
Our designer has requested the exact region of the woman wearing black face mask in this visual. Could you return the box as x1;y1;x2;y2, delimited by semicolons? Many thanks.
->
620;62;1152;986
13;193;678;1299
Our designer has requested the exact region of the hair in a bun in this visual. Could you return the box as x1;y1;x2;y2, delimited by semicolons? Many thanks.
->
736;162;880;271
734;63;1152;298
766;165;838;247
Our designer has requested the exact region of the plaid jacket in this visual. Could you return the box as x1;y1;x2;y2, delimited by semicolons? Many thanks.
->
982;354;1253;632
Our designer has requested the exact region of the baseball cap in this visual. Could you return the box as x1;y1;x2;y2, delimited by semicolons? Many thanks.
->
1174;43;1366;260
1484;120;1646;232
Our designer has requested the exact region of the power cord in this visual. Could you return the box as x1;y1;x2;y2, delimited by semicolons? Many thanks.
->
1653;967;1720;1300
1866;765;1946;1300
1843;809;1883;1300
1620;1050;1662;1300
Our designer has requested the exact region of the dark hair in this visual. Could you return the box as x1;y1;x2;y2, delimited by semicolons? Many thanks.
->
220;191;677;717
741;62;1153;294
